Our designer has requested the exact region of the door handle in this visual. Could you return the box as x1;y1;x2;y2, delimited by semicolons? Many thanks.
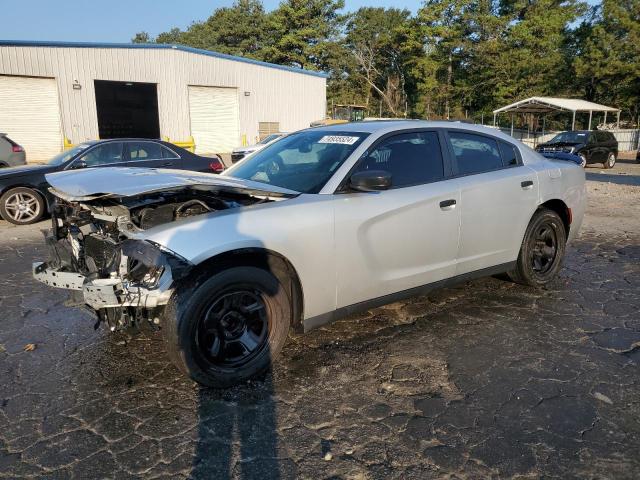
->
521;180;534;189
439;199;456;210
161;162;173;167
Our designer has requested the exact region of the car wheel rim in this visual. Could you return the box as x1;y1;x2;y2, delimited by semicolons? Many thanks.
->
530;224;558;275
608;154;615;167
196;289;268;369
580;156;586;167
4;192;40;223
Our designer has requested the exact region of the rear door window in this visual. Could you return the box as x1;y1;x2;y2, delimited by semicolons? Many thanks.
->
448;132;503;175
125;142;163;161
601;131;615;143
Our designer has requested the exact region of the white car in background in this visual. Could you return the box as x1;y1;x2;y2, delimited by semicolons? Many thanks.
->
231;133;287;163
33;121;586;387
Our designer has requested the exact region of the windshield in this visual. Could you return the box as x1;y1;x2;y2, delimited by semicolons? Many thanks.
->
258;134;281;145
224;130;369;193
549;132;588;144
48;144;91;165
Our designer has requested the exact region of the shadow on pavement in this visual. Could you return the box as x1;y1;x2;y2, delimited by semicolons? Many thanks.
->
192;370;281;479
586;172;640;187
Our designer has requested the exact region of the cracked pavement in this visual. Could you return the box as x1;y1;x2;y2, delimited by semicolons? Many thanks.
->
1;158;639;479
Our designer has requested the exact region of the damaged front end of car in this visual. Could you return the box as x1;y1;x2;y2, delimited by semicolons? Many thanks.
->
32;170;295;331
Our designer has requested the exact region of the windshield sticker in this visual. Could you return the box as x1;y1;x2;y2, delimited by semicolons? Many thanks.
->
318;135;360;145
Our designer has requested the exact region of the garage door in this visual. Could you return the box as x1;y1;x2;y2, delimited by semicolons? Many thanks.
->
0;75;62;162
188;86;239;154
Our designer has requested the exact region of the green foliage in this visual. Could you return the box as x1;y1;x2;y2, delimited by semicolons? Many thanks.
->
131;0;640;123
260;0;345;70
344;7;413;116
131;32;151;44
574;0;640;121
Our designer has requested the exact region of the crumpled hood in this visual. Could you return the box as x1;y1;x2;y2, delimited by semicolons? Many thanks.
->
45;167;299;201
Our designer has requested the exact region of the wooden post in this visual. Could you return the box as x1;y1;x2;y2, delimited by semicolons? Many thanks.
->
588;110;593;130
616;110;620;129
493;113;497;126
572;111;576;130
510;114;514;136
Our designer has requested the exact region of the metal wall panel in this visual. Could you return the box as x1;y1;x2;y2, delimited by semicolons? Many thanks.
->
0;45;326;154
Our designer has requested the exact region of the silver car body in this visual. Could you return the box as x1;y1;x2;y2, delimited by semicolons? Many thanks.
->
0;133;26;167
231;133;287;162
36;121;586;330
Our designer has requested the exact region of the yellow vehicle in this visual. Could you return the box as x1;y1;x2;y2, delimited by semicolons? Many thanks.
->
311;104;367;127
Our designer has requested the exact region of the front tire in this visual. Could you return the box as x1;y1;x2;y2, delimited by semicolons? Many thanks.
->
0;187;45;225
162;266;291;388
508;209;566;287
603;152;616;169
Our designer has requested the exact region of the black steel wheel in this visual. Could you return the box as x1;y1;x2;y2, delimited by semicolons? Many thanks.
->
508;208;566;287
529;223;558;275
196;289;269;369
162;266;292;387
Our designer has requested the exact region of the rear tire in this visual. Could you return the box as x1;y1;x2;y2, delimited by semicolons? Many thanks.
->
161;266;291;388
0;187;45;225
603;152;616;169
508;209;566;287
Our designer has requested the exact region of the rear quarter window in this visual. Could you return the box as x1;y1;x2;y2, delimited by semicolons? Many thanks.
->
448;131;503;175
498;141;519;167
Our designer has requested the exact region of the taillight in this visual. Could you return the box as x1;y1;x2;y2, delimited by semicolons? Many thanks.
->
12;145;24;153
209;158;224;173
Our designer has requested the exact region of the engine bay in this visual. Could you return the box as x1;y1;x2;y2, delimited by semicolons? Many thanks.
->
36;185;285;331
48;187;273;278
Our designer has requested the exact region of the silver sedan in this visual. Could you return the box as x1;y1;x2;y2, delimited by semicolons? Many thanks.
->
33;121;586;387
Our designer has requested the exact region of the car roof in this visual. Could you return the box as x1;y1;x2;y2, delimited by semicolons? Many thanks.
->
306;120;522;143
85;138;166;143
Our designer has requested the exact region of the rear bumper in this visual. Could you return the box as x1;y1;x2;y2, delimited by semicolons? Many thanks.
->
1;152;26;167
32;261;175;310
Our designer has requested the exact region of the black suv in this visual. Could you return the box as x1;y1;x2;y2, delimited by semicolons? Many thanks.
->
535;130;618;168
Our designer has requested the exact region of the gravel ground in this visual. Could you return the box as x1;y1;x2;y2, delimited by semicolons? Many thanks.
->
0;159;639;479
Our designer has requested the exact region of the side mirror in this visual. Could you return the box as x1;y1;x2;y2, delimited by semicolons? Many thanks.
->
349;170;392;192
70;159;88;169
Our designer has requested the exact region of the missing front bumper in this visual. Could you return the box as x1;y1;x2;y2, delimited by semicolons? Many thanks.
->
32;261;175;311
33;235;194;316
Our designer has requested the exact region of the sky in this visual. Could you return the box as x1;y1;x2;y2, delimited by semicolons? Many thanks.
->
0;0;423;43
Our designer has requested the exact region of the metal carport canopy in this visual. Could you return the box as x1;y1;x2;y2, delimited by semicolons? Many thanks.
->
493;96;621;131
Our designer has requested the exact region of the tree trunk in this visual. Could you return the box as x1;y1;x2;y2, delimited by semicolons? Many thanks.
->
446;51;453;120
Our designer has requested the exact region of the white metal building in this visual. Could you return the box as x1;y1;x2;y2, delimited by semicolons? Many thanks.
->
0;40;327;162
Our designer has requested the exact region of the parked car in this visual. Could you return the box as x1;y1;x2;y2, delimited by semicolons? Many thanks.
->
0;139;224;225
32;121;586;387
0;133;26;167
535;130;618;168
636;149;639;164
231;133;287;163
